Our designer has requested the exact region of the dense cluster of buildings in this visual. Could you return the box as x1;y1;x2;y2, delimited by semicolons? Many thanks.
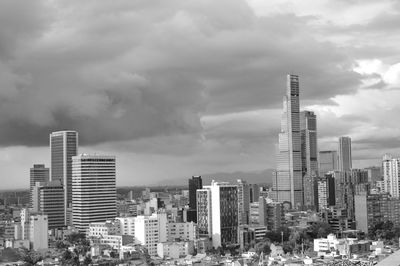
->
0;74;398;264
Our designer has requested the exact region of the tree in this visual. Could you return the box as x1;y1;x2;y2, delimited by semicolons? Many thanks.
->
83;255;92;266
308;222;333;239
18;248;43;266
60;249;79;266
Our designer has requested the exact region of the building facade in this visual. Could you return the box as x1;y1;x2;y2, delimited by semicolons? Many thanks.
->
300;110;318;209
273;74;303;208
338;137;352;173
237;179;250;225
319;151;338;175
382;154;400;198
50;130;78;224
72;154;116;233
31;180;65;229
188;176;202;223
29;164;49;208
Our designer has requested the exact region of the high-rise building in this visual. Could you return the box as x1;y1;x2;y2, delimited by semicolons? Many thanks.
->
317;173;336;211
237;179;250;225
382;154;400;198
31;180;65;229
29;164;49;208
319;151;338;175
249;184;260;203
197;181;239;248
209;181;238;248
50;130;78;224
196;189;212;239
300;110;318;209
273;74;302;208
338;137;352;172
188;176;202;223
365;166;382;183
72;154;116;233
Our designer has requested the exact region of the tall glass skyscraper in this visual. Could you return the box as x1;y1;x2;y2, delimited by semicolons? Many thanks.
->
50;130;78;224
273;74;303;208
300;110;318;209
338;136;352;172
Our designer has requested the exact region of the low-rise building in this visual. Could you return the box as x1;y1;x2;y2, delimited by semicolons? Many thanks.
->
157;241;194;259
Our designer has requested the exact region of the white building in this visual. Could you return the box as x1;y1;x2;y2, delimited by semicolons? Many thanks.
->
168;222;197;242
72;154;117;233
88;220;121;238
29;214;48;250
134;213;168;256
197;181;239;248
115;217;136;236
157;241;194;259
99;234;134;250
382;154;400;198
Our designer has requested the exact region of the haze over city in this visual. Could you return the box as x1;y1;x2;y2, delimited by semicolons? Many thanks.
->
1;0;400;189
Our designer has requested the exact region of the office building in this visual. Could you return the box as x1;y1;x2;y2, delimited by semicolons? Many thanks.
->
319;151;338;175
300;110;318;209
351;169;369;185
29;164;49;208
317;173;336;211
197;181;239;248
338;137;352;172
31;180;65;229
187;176;202;223
209;181;238;248
334;171;355;219
382;154;400;198
273;74;302;208
50;130;78;224
365;166;382;183
249;184;260;203
237;179;250;225
196;189;212;238
72;154;116;233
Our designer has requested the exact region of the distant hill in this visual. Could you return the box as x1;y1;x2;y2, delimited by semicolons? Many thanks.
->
153;169;274;187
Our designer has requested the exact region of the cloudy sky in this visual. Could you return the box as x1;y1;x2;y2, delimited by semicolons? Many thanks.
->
1;0;400;189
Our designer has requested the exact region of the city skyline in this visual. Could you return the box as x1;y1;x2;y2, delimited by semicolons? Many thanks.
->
1;0;400;189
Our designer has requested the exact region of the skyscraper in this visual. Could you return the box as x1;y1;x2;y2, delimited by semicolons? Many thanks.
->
273;74;302;208
50;130;78;224
237;179;250;225
382;154;400;198
188;176;202;223
319;151;338;175
29;164;49;208
72;154;116;233
338;136;352;172
300;110;318;209
197;181;239;248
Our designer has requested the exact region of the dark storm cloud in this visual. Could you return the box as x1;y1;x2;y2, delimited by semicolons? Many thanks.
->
0;0;371;148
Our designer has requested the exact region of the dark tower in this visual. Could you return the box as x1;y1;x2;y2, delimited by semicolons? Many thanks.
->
188;176;202;222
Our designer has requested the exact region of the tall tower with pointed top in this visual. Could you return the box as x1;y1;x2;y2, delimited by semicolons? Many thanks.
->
273;74;303;208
